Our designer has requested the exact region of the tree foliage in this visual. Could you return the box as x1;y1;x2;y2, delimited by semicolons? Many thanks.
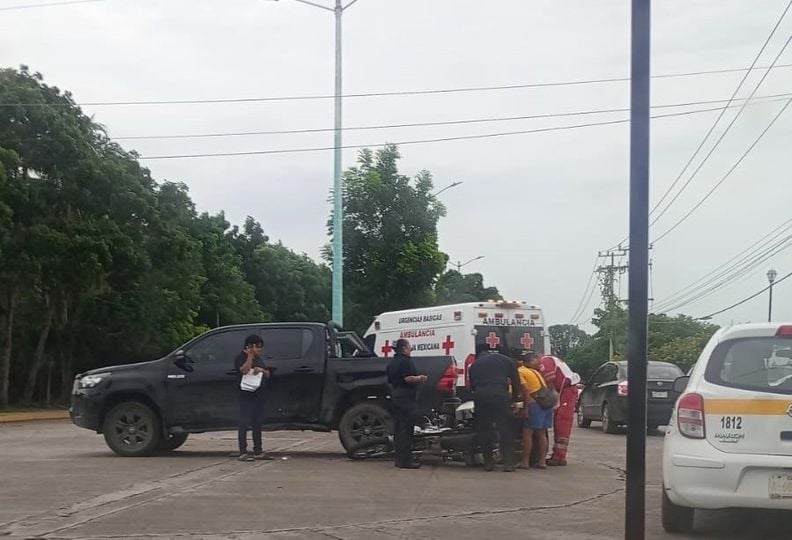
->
0;68;330;406
434;270;501;305
330;145;448;332
548;324;590;359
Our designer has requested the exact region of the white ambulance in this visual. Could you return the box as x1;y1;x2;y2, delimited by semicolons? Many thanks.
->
363;301;551;390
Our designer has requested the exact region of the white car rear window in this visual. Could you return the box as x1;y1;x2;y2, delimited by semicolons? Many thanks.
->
705;337;792;395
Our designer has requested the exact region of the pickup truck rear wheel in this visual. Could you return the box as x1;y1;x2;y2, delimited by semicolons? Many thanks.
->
338;402;392;454
102;402;162;457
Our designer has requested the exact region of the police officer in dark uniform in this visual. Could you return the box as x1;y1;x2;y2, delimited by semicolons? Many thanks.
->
468;344;521;472
386;338;427;469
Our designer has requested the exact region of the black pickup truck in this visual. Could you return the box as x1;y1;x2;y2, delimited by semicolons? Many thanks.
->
70;322;456;457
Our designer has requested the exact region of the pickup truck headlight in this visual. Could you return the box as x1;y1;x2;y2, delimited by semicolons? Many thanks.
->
78;373;110;389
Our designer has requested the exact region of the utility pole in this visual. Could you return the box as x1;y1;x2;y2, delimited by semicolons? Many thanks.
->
626;0;652;538
597;247;630;302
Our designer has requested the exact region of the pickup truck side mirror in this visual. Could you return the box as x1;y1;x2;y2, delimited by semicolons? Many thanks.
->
673;375;690;394
173;350;194;371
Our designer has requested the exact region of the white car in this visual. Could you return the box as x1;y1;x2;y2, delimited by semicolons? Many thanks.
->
662;323;792;533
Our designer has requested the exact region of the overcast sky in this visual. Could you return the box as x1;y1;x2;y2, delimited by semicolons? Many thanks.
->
2;0;791;330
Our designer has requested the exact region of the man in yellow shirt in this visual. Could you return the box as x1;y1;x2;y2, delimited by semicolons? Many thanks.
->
517;351;552;469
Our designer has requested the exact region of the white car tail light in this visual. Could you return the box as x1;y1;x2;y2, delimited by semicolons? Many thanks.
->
677;393;705;439
617;381;628;397
777;325;792;337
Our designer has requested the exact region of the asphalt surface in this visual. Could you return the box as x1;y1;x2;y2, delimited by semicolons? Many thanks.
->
1;420;790;539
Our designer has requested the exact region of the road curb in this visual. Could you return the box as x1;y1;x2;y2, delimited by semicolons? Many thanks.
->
0;410;70;423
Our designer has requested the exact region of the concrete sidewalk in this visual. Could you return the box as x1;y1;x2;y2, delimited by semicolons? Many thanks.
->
0;410;69;423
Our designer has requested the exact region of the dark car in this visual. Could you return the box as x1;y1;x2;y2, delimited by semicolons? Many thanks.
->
70;322;456;457
576;360;684;434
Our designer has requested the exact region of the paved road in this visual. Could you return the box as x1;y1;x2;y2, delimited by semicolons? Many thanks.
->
1;420;790;539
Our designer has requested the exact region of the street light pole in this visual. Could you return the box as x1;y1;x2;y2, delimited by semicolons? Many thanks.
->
332;0;344;326
454;255;485;272
767;268;778;322
282;0;362;326
432;181;463;197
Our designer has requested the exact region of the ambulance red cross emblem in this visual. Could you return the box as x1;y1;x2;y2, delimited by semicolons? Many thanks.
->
441;335;455;355
520;333;534;350
380;340;393;357
485;332;500;349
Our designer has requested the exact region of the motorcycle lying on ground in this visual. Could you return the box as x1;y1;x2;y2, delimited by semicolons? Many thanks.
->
347;398;526;467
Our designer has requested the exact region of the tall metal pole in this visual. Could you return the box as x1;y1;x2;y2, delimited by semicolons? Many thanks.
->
332;0;344;325
625;1;651;539
769;282;774;322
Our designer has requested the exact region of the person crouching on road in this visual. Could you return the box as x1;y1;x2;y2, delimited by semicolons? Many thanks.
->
517;351;552;470
539;355;581;466
386;338;427;469
468;345;521;472
235;335;272;462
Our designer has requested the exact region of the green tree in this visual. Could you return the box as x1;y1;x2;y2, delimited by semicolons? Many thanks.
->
193;212;264;328
648;314;718;371
549;324;590;359
566;338;610;381
434;270;501;305
248;243;330;322
329;145;447;331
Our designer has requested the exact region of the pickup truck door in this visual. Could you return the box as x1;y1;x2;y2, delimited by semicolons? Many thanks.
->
259;327;325;423
165;328;249;429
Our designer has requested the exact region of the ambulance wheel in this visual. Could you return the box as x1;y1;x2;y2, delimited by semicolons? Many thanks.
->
661;487;694;533
577;410;591;428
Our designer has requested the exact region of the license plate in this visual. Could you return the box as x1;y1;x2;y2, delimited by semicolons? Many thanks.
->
651;391;668;399
769;474;792;499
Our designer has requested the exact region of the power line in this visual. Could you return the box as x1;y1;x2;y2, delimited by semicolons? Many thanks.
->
3;63;792;107
657;234;792;313
0;0;104;11
653;97;792;243
137;103;762;160
648;1;792;225
111;93;792;141
698;269;792;320
568;256;600;323
649;31;792;231
571;282;600;327
608;0;792;250
654;218;792;310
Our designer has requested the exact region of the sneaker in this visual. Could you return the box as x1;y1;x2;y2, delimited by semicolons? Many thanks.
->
238;452;255;462
254;452;274;461
503;465;516;472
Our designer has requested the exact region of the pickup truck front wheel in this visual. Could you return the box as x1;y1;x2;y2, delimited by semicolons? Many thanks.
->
159;433;189;452
338;402;392;454
102;402;162;457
